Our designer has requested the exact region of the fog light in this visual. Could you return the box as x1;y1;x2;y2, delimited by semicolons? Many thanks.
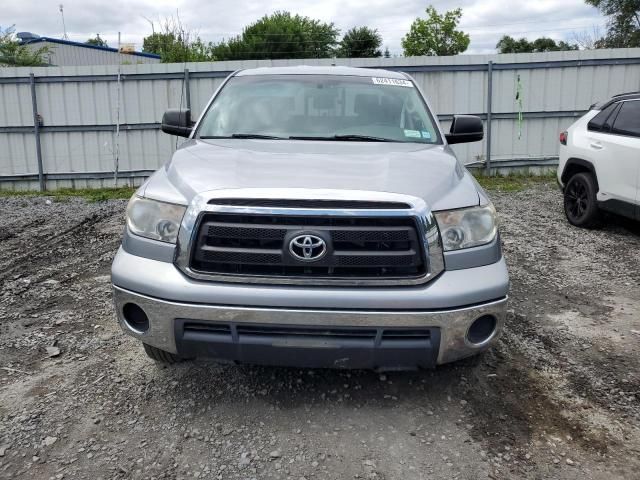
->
122;303;149;333
467;315;496;345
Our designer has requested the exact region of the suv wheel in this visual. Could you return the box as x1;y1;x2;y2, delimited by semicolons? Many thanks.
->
563;172;601;228
143;343;183;364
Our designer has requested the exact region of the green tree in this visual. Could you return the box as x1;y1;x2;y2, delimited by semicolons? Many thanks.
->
585;0;640;47
86;34;107;47
536;38;578;51
0;26;51;66
401;5;470;56
496;35;579;53
211;12;339;60
495;36;532;53
339;27;382;57
142;16;212;62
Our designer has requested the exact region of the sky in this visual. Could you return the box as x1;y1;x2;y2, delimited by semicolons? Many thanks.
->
4;0;608;55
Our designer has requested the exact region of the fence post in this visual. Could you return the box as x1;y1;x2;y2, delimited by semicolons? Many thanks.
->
184;68;191;111
485;60;493;175
29;73;45;191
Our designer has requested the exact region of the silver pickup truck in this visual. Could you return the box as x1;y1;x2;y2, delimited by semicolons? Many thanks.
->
111;66;509;370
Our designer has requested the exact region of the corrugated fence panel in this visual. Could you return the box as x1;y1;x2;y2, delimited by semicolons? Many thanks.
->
0;82;32;127
1;48;640;190
190;77;227;118
0;133;38;175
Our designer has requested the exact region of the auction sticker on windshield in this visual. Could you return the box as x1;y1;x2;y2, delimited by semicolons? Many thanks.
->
371;77;413;87
404;129;421;138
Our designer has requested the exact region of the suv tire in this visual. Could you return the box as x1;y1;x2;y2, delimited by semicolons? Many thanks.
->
143;343;183;364
563;172;601;228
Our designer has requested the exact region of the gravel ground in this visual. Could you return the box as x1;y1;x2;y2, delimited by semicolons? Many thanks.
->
1;183;639;480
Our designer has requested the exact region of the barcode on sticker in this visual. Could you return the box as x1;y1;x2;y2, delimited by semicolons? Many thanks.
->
372;77;413;87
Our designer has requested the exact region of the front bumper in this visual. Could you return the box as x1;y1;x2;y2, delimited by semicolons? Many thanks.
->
112;248;508;368
114;286;506;367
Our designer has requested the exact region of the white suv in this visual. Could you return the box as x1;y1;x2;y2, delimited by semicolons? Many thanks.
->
557;92;640;227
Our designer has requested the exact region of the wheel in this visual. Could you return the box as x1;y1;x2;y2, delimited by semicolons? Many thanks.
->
563;172;601;228
143;343;182;364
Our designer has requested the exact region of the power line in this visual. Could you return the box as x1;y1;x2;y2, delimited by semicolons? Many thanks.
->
54;17;606;58
188;18;605;37
461;16;605;30
464;23;606;35
66;22;603;49
70;20;600;43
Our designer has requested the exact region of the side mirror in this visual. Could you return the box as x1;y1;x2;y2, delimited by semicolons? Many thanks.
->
161;109;194;137
445;115;483;144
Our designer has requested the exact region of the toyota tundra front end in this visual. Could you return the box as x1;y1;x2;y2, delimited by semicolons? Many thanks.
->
111;66;509;369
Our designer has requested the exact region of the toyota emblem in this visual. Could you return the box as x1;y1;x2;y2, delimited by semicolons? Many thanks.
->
289;234;327;262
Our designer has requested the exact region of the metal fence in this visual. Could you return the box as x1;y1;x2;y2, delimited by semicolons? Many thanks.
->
1;48;640;190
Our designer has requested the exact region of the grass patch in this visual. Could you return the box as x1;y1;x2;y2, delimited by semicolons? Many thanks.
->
473;173;557;192
0;173;556;201
0;186;136;202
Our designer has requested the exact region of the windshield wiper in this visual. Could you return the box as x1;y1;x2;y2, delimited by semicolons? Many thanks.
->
231;133;287;140
289;134;396;142
202;133;398;142
200;133;286;140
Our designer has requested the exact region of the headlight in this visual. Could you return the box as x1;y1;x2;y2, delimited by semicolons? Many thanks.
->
126;196;186;244
434;204;497;251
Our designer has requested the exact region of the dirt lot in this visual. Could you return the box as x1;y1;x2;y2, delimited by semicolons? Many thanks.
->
1;182;639;480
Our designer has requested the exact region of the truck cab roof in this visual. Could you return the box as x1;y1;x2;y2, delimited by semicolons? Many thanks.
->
235;65;409;80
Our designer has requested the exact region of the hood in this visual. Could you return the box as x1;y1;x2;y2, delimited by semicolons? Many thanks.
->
142;139;480;211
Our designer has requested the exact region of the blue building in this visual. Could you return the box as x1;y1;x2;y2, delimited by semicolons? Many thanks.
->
18;33;161;66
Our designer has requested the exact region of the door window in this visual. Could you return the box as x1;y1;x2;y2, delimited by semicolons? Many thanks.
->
587;103;619;132
610;100;640;137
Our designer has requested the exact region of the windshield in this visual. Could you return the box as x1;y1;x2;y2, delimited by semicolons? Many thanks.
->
196;74;441;143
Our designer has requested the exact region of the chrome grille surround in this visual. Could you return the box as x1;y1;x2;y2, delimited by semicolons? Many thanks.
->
174;189;444;286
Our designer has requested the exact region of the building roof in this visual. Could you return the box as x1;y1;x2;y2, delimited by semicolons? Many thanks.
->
23;37;160;59
236;65;408;79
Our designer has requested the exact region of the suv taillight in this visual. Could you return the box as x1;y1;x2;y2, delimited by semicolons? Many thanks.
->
559;131;568;145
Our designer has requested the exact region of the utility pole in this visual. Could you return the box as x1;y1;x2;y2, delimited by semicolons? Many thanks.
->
114;32;122;187
59;5;69;40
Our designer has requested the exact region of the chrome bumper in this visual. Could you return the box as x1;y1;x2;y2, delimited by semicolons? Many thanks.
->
113;286;507;366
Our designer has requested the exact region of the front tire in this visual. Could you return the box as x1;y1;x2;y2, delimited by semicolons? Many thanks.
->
563;172;601;228
143;343;182;364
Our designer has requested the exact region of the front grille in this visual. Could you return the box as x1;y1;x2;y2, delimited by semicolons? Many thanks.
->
236;324;379;340
175;320;440;368
190;212;426;281
183;322;232;335
181;321;433;345
233;325;432;342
